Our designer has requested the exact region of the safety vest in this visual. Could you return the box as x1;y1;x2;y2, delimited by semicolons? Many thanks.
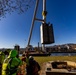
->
2;57;21;75
2;58;12;75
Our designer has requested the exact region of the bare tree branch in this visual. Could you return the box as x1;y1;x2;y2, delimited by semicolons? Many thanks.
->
0;0;35;18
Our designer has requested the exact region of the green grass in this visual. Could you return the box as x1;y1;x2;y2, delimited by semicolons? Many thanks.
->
34;56;76;66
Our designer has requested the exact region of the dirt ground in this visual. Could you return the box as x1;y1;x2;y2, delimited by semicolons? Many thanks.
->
39;62;46;75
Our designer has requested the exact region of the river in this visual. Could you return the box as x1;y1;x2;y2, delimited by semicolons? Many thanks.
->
19;52;76;56
50;52;76;56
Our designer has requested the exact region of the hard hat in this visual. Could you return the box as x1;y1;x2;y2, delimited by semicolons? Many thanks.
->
29;56;34;60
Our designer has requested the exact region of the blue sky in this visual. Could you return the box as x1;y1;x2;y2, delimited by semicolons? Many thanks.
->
0;0;76;48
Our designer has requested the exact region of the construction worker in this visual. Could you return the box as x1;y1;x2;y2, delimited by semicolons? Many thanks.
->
0;51;5;75
0;51;5;64
4;49;11;57
2;49;22;75
29;56;41;75
21;51;30;75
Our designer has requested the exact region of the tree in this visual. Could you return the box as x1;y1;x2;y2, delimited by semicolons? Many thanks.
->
0;0;35;18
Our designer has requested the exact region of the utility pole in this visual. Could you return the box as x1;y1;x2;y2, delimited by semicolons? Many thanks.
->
42;0;47;52
43;0;46;22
